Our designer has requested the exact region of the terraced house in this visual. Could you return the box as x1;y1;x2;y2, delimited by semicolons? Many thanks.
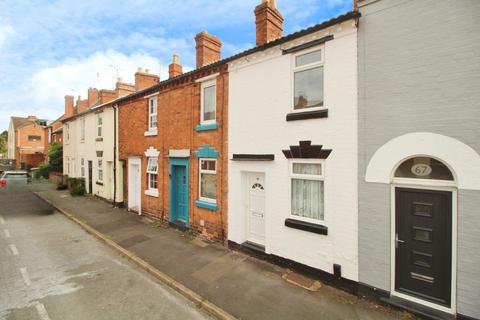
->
118;40;228;240
61;76;152;204
357;0;480;319
228;1;359;291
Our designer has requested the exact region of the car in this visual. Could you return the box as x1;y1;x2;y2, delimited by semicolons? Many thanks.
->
0;171;31;190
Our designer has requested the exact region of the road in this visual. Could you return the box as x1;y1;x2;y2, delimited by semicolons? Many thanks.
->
0;186;211;320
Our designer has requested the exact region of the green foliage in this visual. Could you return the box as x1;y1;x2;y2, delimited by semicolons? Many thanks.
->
48;142;63;171
34;163;52;179
68;177;85;197
0;130;7;155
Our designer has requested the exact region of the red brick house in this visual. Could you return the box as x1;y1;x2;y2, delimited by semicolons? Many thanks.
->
7;116;49;169
118;33;228;241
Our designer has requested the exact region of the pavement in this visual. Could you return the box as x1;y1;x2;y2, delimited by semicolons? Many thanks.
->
29;182;414;320
0;185;212;320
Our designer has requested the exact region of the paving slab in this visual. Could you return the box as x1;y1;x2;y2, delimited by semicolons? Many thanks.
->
31;183;413;320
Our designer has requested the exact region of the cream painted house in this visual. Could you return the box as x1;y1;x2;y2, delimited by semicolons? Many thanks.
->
62;83;132;205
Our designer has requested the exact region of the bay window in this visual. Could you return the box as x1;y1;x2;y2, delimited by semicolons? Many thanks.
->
290;161;324;222
199;159;216;202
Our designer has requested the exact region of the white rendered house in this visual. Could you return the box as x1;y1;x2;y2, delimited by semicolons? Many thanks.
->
228;3;359;285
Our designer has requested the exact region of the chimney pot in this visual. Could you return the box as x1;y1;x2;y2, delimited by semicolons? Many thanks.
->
169;54;183;78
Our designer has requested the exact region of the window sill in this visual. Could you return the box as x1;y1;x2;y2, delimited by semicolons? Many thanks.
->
195;200;218;211
144;129;158;137
286;109;328;121
95;137;103;142
96;181;103;186
145;189;159;197
195;123;218;132
284;218;328;235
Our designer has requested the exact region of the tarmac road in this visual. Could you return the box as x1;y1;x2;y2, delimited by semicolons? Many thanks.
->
0;186;211;320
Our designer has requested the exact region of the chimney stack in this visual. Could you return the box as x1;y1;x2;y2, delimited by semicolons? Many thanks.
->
115;79;135;97
87;87;99;107
65;95;74;117
195;31;222;68
134;68;160;91
254;0;283;46
168;54;183;78
76;95;88;113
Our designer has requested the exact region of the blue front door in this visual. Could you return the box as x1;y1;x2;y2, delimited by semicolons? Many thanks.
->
170;160;189;227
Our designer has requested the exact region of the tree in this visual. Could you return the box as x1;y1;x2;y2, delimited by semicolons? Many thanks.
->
48;142;63;171
0;130;7;156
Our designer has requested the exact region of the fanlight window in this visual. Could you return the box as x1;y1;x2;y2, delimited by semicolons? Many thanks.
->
395;157;454;181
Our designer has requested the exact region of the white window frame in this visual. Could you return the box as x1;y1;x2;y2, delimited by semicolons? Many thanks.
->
97;159;103;183
80;117;85;142
148;97;158;131
289;159;325;224
291;46;326;113
81;158;85;177
145;157;159;197
199;158;217;203
97;113;103;137
65;123;70;143
200;80;216;125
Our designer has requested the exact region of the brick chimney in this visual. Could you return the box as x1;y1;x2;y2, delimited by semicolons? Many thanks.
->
76;96;89;113
135;68;160;91
254;0;283;46
168;54;183;78
87;87;99;107
27;115;37;120
98;89;117;104
353;0;358;10
115;78;135;97
65;95;74;117
195;31;222;68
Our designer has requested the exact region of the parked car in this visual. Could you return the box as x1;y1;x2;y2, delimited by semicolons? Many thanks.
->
0;171;31;190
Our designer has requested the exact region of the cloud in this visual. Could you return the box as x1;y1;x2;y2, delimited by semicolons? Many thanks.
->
30;49;165;113
0;25;15;50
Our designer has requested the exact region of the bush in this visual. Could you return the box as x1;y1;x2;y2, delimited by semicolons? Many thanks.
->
34;163;53;180
68;178;85;197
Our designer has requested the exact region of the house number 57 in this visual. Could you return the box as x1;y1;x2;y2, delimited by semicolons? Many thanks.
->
411;163;432;177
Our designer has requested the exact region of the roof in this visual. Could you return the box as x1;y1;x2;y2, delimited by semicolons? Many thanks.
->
52;127;63;134
10;117;31;129
62;10;359;121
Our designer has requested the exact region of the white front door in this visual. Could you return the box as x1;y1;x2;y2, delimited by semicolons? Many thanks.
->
128;158;141;214
246;173;266;245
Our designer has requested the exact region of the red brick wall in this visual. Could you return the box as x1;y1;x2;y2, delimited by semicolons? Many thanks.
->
119;65;228;241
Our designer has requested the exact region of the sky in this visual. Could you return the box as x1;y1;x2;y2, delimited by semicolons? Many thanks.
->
0;0;353;131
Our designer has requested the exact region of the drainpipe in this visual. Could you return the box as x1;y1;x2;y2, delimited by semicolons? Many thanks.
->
113;104;117;207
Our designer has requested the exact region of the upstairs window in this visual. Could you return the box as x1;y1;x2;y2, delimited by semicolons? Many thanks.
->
66;123;70;143
293;48;324;111
28;135;41;142
97;113;103;137
81;158;85;177
148;97;158;131
80;117;85;141
201;80;216;124
199;159;216;202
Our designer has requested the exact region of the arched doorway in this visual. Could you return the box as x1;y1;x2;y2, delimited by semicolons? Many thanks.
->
391;156;456;312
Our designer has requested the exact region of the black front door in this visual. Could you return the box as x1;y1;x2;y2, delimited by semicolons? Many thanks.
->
395;188;452;307
88;161;93;194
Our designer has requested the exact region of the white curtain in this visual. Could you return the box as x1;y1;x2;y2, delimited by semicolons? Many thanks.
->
291;179;324;221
